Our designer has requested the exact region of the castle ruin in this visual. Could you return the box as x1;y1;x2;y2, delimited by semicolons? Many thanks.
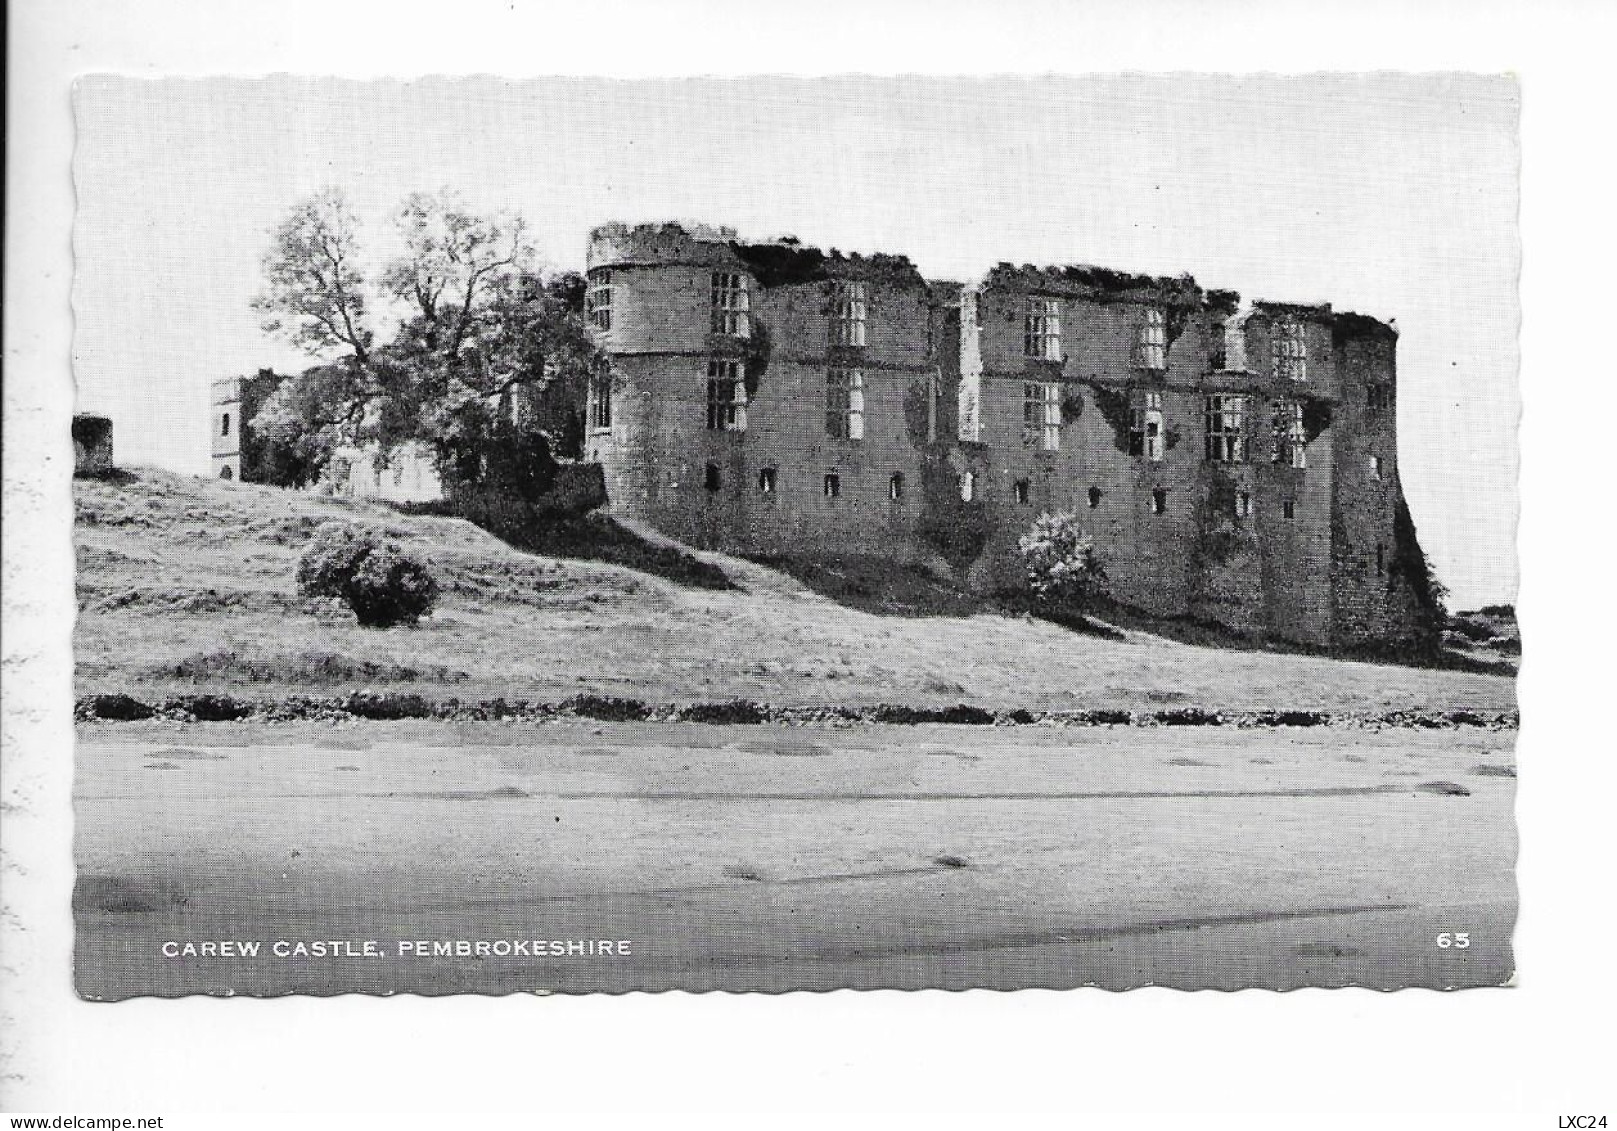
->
583;221;1435;649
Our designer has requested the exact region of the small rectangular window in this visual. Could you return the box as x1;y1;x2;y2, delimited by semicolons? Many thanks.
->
823;472;841;498
1273;319;1307;381
704;462;722;492
1150;488;1168;515
588;375;613;432
1023;382;1061;451
1368;384;1391;411
1235;491;1252;519
221;413;231;437
825;368;865;440
1204;395;1247;463
889;472;905;501
1135;307;1167;370
1088;486;1102;509
1013;478;1031;505
1024;297;1062;360
960;471;976;502
710;272;750;337
586;268;613;331
1283;498;1296;520
705;359;747;432
831;280;868;347
1369;454;1384;480
758;467;777;494
1376;542;1386;575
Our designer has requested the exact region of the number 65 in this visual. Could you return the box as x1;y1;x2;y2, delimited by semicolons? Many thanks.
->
1437;932;1471;949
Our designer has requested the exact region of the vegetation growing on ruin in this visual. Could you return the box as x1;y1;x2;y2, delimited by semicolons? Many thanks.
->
1188;468;1256;572
1301;399;1334;443
1331;310;1396;339
1389;496;1450;653
1088;383;1136;453
730;241;925;290
917;460;995;574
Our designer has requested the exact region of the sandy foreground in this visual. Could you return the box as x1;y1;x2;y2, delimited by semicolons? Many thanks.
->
74;720;1516;996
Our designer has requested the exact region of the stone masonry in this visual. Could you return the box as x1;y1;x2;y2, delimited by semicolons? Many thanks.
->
587;221;1429;648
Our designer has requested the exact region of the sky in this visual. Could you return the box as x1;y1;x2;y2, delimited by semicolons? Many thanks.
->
71;73;1519;607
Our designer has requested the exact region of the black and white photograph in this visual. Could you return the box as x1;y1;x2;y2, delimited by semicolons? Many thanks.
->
5;0;1616;1122
67;71;1519;997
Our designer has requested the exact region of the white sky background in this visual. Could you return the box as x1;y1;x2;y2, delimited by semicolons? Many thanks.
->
72;73;1519;608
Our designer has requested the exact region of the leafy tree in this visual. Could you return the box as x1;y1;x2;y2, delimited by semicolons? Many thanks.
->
250;187;610;495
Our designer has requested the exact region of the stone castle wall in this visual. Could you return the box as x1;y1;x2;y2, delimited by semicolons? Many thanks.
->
585;221;1425;648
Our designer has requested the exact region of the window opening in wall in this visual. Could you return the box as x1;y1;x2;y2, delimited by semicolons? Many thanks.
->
220;465;233;480
1209;324;1228;371
960;470;976;502
706;359;747;432
221;413;231;437
831;280;868;347
1088;486;1102;509
1270;398;1307;468
1136;307;1167;370
586;268;612;331
1235;491;1252;519
588;375;613;432
823;472;841;498
889;472;905;501
1283;498;1297;520
1024;296;1062;360
1150;488;1167;515
1131;391;1165;461
1273;318;1307;381
1369;454;1384;480
704;462;722;492
1013;478;1031;505
711;272;750;337
758;467;777;494
826;368;865;440
1368;384;1391;411
1205;395;1248;463
1023;381;1061;450
1376;543;1386;575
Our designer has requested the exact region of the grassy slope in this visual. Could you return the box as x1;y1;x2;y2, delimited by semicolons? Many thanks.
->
74;470;1516;713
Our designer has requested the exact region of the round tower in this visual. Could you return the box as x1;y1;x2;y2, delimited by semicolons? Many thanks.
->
584;222;755;547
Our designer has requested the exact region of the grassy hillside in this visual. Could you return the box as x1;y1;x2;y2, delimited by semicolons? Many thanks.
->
74;470;1516;714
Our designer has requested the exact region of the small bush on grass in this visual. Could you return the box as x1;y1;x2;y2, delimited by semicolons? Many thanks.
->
296;522;439;628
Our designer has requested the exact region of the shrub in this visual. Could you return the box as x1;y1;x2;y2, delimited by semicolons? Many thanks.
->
566;694;652;722
1017;512;1105;605
342;691;433;719
79;693;157;721
165;694;254;721
296;522;439;628
679;700;767;724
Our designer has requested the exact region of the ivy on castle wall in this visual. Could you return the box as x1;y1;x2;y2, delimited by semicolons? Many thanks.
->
1088;383;1136;453
916;458;995;574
